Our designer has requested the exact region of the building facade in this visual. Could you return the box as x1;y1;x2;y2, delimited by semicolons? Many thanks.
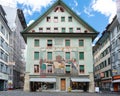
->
93;31;112;91
22;0;98;92
106;16;120;92
0;5;11;91
3;6;27;89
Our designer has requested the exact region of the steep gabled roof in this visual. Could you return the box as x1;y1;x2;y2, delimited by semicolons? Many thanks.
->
22;0;98;33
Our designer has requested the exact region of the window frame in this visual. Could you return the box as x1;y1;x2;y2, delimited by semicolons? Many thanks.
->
34;39;39;47
65;39;70;47
47;52;52;60
79;65;84;73
46;16;51;22
79;39;84;47
34;52;39;60
79;52;84;60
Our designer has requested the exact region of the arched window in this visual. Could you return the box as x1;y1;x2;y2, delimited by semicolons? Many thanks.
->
54;6;64;12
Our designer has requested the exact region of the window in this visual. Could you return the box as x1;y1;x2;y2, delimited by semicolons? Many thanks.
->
108;58;111;65
54;17;58;22
62;28;65;33
79;40;84;46
69;28;73;33
47;52;52;60
47;65;52;73
1;25;5;34
32;30;35;33
79;65;84;73
66;65;70;73
46;16;51;22
68;16;72;22
34;52;39;60
34;39;39;47
65;39;70;46
54;6;64;12
65;52;70;60
77;28;81;32
34;65;39;73
39;28;43;32
47;40;52;47
46;27;51;32
79;52;84;60
117;24;120;32
54;28;58;32
61;17;65;22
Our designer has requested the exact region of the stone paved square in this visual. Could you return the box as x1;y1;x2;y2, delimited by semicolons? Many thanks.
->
0;90;120;96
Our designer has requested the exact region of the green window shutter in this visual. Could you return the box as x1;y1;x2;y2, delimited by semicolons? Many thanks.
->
48;40;52;44
41;64;46;70
61;17;65;22
79;40;84;46
79;52;84;60
80;65;84;70
66;52;70;59
34;52;39;60
65;40;70;46
69;28;73;33
47;52;52;60
66;65;70;71
62;28;65;33
34;39;39;46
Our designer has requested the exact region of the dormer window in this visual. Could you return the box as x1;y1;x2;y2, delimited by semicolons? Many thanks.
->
46;16;51;22
54;6;64;12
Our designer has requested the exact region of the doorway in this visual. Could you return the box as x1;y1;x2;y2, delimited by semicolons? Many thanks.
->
61;78;66;91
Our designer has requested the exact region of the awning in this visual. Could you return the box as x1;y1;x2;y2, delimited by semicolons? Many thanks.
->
112;79;120;83
30;78;56;82
71;77;90;82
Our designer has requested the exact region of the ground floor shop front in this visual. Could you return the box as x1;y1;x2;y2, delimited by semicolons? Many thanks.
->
24;74;94;92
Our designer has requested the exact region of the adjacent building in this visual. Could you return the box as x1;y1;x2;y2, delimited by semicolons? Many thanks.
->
22;0;98;92
3;6;27;89
0;5;11;91
106;15;120;92
93;31;112;91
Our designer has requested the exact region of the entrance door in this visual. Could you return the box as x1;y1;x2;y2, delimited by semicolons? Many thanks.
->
61;78;66;91
114;83;118;91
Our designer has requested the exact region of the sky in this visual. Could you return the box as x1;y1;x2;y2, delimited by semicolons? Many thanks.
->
0;0;117;44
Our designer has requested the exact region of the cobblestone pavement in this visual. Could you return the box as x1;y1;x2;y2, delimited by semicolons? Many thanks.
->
0;90;120;96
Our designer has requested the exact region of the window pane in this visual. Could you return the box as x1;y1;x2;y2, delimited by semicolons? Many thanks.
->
68;16;72;22
65;40;70;46
34;65;39;73
47;52;52;60
79;52;84;60
34;52;39;60
47;40;52;47
66;52;70;59
61;17;65;22
47;65;52;73
34;39;39;46
69;28;73;33
62;28;65;33
79;65;84;73
79;40;84;46
66;65;70;71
